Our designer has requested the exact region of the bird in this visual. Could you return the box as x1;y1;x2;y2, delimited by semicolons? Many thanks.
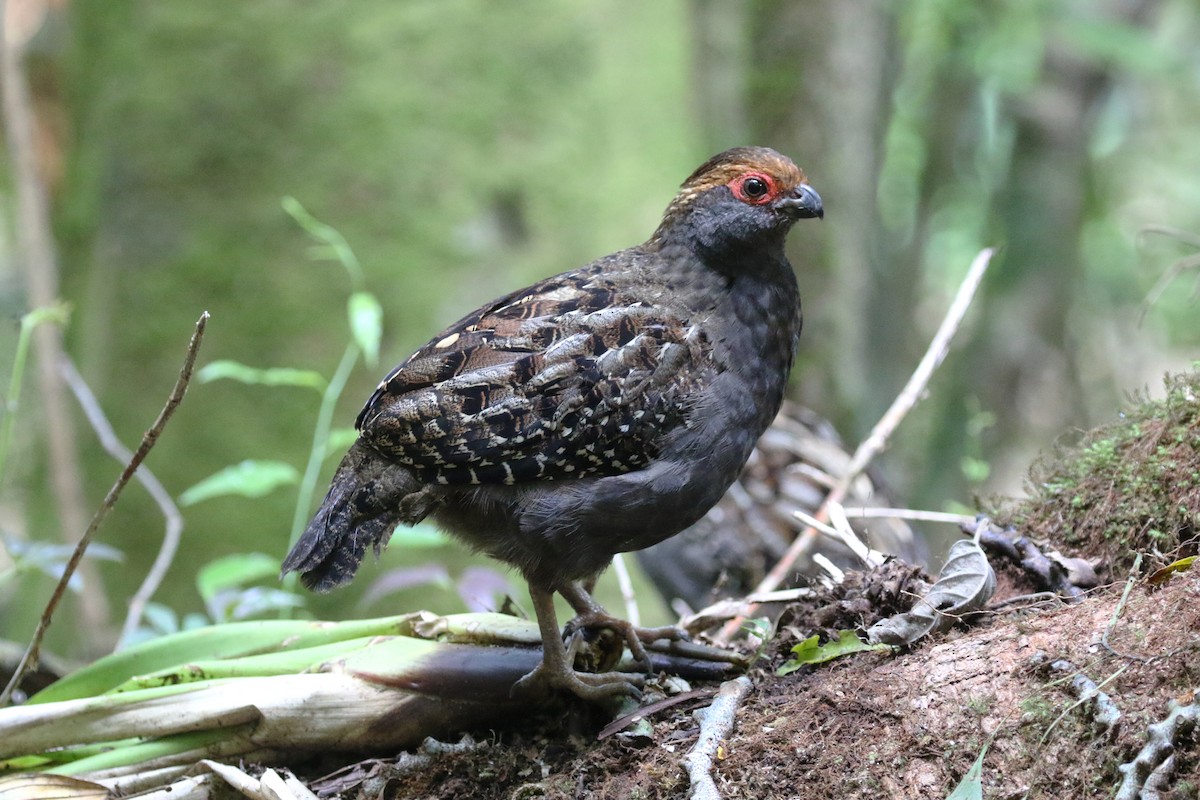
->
635;402;923;614
281;146;823;702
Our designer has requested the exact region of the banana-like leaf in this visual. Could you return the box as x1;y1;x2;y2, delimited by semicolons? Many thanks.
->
0;618;543;775
29;615;422;705
1;610;738;792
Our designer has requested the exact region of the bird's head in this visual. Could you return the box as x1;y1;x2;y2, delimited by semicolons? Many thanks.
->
650;146;822;258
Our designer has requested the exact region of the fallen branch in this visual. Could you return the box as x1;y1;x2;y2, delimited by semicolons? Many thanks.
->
839;507;976;525
1032;654;1123;741
1115;695;1198;800
683;675;752;800
716;247;995;643
0;312;209;706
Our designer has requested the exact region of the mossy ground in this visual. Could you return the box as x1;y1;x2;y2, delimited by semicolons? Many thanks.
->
998;370;1200;574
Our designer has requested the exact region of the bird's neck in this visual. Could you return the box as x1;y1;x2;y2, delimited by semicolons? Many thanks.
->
648;237;802;377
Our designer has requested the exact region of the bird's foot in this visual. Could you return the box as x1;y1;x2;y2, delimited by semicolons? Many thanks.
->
564;612;688;671
511;647;645;703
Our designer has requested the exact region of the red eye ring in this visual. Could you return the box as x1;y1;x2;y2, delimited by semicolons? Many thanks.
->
731;172;776;205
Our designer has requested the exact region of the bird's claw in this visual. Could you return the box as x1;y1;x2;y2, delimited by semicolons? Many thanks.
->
563;613;688;672
511;661;644;703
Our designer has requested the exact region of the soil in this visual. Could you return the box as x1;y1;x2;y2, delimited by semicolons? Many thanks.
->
289;562;1198;800
283;374;1200;799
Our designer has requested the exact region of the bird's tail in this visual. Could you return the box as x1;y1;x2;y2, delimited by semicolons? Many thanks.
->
281;439;426;592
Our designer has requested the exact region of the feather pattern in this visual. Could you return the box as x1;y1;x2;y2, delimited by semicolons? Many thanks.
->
357;262;718;486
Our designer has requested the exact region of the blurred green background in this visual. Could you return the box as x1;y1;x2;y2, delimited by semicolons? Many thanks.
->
1;0;1198;660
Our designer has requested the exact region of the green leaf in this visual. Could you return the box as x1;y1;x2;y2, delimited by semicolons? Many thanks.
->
1058;18;1179;78
141;602;180;636
946;745;987;800
348;292;383;367
224;587;306;620
960;456;991;483
179;460;300;506
196;553;281;604
196;360;326;391
28;615;421;704
777;630;890;675
1147;555;1197;586
281;196;363;285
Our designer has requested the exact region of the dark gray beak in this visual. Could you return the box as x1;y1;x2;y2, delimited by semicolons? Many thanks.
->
777;183;823;219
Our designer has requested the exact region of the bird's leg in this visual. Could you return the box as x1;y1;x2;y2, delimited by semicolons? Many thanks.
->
559;580;687;670
511;584;644;702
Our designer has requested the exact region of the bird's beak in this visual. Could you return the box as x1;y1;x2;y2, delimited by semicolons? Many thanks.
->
777;183;823;220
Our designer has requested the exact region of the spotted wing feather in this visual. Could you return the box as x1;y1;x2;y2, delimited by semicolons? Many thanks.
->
357;264;717;486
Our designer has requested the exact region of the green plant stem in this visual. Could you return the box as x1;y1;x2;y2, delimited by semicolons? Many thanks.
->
0;305;68;490
285;341;361;563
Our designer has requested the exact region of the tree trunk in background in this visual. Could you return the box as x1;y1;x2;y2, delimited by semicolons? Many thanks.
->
915;0;1161;503
2;2;110;650
687;0;749;154
697;0;1169;520
741;0;904;461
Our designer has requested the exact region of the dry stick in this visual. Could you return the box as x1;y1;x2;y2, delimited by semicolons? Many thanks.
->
839;507;976;525
0;312;209;706
715;247;996;644
683;675;753;800
58;357;186;649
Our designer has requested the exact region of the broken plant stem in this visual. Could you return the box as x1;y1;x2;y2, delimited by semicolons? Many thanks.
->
0;312;209;707
1101;552;1151;662
58;357;186;650
716;247;995;644
610;552;640;627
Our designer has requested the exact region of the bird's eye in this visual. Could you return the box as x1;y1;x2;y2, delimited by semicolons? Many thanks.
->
743;177;768;198
731;173;774;204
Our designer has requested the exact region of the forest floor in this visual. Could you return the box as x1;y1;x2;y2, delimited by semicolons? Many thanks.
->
283;373;1199;799
288;566;1198;800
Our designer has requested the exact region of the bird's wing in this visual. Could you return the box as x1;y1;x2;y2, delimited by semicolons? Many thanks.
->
356;265;718;485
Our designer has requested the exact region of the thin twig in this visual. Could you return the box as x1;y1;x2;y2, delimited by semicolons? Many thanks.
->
58;357;186;650
597;687;715;740
716;247;995;643
610;552;640;627
1038;662;1127;746
839;507;977;525
811;553;844;582
1101;552;1152;662
1136;224;1200;324
0;312;209;706
792;506;884;567
679;588;816;633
